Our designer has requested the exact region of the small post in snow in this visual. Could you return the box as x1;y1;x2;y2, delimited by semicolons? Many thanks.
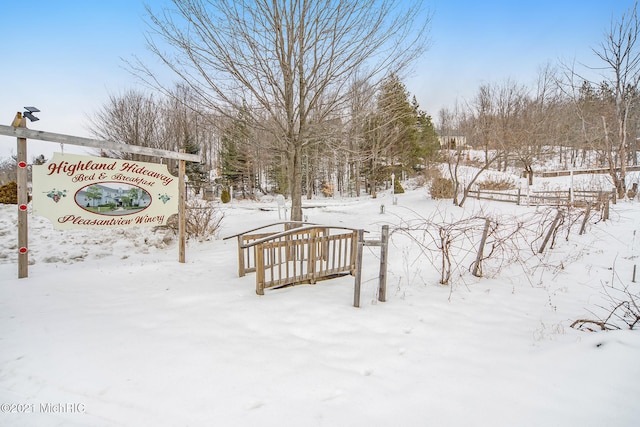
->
378;225;389;302
539;210;563;254
353;229;365;308
473;219;491;277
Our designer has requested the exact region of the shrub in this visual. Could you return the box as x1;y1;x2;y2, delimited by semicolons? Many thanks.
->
0;181;18;204
220;189;231;203
393;178;405;194
429;177;454;199
165;201;224;241
478;177;517;191
320;182;334;197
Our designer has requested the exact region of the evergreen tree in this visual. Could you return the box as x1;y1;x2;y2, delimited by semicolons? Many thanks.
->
219;109;254;197
361;74;439;195
183;135;206;195
412;98;441;169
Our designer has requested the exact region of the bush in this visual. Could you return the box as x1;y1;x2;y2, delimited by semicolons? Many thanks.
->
0;181;18;204
320;182;334;197
165;201;224;241
429;177;454;199
478;177;516;191
220;189;231;203
393;178;405;194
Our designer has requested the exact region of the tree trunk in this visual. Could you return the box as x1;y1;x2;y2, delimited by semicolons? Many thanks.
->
290;142;303;221
526;165;534;186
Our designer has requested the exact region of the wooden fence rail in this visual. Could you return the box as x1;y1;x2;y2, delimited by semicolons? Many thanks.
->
224;221;312;278
467;188;615;208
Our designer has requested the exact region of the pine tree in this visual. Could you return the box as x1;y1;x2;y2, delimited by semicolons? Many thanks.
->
183;135;206;195
219;109;254;197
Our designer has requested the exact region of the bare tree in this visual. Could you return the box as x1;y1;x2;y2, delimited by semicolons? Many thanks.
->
90;89;164;163
571;2;640;197
447;83;508;208
131;0;431;221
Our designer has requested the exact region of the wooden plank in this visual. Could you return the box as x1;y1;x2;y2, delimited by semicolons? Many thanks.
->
308;230;317;284
256;245;265;295
237;236;246;277
0;124;201;162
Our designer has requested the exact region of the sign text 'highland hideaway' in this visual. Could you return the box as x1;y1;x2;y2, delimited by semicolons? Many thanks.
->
32;153;178;230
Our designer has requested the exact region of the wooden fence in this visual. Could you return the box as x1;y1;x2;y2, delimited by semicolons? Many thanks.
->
467;188;615;208
225;222;308;278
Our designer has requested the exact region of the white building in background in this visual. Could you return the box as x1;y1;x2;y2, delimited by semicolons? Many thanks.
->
75;184;150;208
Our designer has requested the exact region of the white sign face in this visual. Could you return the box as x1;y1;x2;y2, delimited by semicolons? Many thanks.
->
32;153;178;230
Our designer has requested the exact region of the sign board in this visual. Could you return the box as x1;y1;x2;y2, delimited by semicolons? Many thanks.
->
32;153;178;229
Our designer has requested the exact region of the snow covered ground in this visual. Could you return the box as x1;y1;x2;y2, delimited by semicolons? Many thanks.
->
1;177;639;427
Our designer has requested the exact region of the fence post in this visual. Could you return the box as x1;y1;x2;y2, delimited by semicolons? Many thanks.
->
308;229;317;284
473;219;491;277
255;244;265;295
539;210;563;254
579;203;591;236
237;235;246;277
353;229;365;308
603;198;610;221
517;188;521;205
378;225;389;302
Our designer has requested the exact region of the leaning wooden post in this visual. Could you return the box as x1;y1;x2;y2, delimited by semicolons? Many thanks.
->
378;225;389;302
539;210;563;254
472;219;491;277
15;113;28;278
353;229;365;308
178;154;186;263
579;203;591;235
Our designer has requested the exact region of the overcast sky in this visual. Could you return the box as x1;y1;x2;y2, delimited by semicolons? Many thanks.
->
0;0;635;159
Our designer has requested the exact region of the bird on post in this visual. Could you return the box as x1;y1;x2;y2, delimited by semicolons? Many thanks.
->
11;112;24;127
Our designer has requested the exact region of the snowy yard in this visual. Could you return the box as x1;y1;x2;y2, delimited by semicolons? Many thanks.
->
1;181;639;426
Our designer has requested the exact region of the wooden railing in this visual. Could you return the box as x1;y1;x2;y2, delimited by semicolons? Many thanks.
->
225;223;360;295
224;221;310;278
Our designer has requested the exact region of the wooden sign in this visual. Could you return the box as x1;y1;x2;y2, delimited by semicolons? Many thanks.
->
32;153;178;230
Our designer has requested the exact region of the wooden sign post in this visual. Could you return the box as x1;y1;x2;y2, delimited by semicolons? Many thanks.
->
15;114;29;278
1;122;201;278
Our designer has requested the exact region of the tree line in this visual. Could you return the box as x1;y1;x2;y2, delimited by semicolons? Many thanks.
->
84;0;640;215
